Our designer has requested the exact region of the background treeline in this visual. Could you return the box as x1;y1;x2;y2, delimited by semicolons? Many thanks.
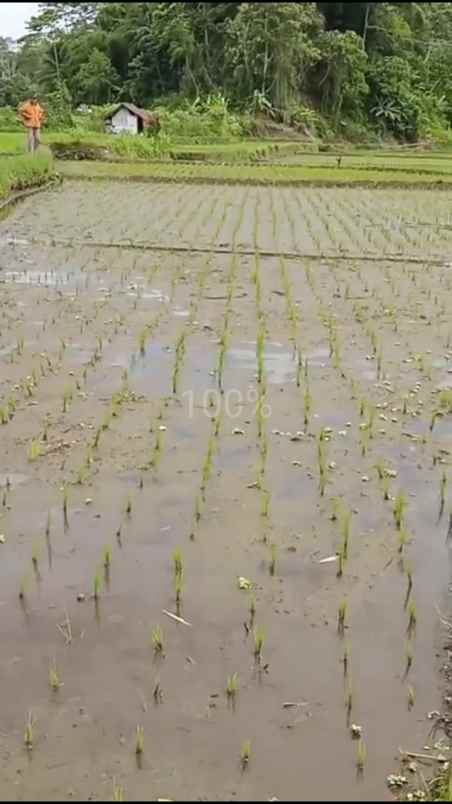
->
1;2;452;142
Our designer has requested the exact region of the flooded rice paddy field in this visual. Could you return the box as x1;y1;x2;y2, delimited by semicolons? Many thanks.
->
1;181;452;800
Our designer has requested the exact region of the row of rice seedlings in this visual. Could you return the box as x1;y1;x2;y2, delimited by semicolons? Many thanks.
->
252;252;262;314
172;546;183;613
172;329;187;395
317;436;328;498
217;331;229;393
148;426;165;470
191;419;218;539
278;256;299;342
393;491;407;531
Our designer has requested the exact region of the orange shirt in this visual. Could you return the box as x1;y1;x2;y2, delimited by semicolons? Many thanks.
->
19;101;45;129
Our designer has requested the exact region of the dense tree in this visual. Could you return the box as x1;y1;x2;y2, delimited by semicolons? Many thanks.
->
1;2;451;140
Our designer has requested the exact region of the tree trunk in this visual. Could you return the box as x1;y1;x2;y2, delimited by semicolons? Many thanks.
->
362;3;371;49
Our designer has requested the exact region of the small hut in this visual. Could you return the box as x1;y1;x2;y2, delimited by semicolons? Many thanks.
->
104;103;159;135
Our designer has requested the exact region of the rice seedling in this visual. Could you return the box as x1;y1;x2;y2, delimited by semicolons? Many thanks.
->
318;440;327;497
32;542;39;573
249;594;256;622
341;509;351;561
93;570;102;600
356;738;367;772
430;410;440;432
253;626;265;659
19;576;27;601
28;438;41;462
93;427;101;449
103;546;112;569
76;464;88;485
135;725;144;755
393;491;407;531
405;641;413;676
269;543;277;576
377;349;383;379
296;349;303;388
24;711;34;751
101;410;112;431
330;497;341;522
407;685;415;710
440;471;447;517
345;679;353;720
304;385;312;428
62;386;73;413
149;430;164;469
48;663;60;691
138;328;148;356
226;672;239;698
395;517;409;551
382;476;391;502
153;679;163;704
342;641;349;676
439;389;452;413
338;599;347;635
194;493;203;524
152;625;164;654
240;740;251;769
173;546;183;577
261;489;271;518
112;782;124;802
407;599;417;634
175;572;183;608
62;485;69;530
256;329;265;386
336;548;344;579
360;427;369;457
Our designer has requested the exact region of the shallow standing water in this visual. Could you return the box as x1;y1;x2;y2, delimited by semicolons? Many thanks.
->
0;180;452;801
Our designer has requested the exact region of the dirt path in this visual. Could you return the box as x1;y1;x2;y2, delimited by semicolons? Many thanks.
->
0;182;452;800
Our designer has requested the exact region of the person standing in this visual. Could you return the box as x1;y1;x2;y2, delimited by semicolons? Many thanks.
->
19;95;45;153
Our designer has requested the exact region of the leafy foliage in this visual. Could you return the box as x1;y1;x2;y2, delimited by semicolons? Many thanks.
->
0;2;452;141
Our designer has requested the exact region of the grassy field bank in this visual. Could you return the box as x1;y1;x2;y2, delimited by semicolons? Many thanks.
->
0;153;55;201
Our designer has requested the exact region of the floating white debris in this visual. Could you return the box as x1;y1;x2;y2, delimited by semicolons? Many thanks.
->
232;428;245;435
238;577;252;590
318;555;338;564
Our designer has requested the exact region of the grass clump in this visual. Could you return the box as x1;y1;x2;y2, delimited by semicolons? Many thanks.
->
393;491;407;531
253;626;265;659
241;739;251;769
152;625;164;654
226;672;239;698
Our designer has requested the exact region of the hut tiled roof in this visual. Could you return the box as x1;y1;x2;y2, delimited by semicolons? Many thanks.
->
105;103;152;123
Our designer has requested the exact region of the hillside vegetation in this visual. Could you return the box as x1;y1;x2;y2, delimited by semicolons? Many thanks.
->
1;2;452;144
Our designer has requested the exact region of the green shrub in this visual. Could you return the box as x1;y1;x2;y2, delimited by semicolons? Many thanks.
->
0;107;22;132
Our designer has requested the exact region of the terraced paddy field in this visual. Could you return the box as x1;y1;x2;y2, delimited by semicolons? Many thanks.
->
1;180;452;801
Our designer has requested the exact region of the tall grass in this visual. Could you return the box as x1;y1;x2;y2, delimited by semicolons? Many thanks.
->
0;153;54;200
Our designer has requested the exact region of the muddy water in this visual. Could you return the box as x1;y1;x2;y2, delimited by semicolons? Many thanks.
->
0;182;451;801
